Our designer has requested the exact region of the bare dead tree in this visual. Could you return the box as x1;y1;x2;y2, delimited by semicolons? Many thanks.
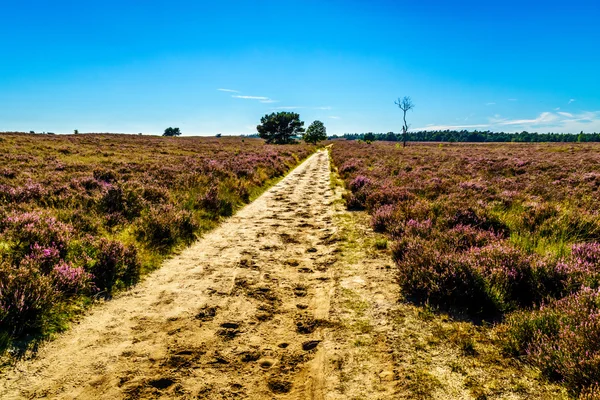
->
395;96;415;147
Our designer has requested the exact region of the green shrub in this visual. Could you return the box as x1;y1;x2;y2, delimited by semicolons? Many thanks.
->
135;204;198;251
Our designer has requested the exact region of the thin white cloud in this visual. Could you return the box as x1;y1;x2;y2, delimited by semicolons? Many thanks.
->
220;89;277;103
418;111;600;134
508;98;518;101
233;95;271;100
493;112;558;126
315;106;332;110
485;102;496;106
569;99;576;104
329;116;341;120
555;107;561;111
489;111;600;132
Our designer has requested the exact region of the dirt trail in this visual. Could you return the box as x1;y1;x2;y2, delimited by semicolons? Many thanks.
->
0;149;569;400
0;150;399;399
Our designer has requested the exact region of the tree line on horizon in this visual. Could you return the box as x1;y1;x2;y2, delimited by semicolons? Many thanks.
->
333;130;600;143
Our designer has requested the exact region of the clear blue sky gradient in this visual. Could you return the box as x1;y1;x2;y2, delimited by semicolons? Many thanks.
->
1;0;599;135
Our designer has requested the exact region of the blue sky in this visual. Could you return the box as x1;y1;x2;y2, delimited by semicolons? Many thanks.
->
1;0;599;135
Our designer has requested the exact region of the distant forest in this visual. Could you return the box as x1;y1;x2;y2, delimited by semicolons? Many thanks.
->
331;130;600;143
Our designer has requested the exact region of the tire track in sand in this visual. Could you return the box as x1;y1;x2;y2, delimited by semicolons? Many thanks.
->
1;150;344;399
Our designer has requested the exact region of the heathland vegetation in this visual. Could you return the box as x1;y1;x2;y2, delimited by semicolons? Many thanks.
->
331;141;600;396
4;129;600;397
0;133;312;352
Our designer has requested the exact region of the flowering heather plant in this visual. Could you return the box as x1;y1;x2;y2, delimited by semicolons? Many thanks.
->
392;237;499;316
100;183;145;221
69;176;102;192
404;218;433;238
338;158;361;174
51;262;94;296
92;168;118;183
0;262;57;334
363;184;415;213
458;180;487;192
349;175;372;192
91;239;140;295
572;242;600;266
502;287;600;395
443;224;498;251
468;243;540;310
3;211;72;261
342;175;373;210
15;182;47;202
371;204;397;233
199;184;222;213
552;242;600;292
23;244;62;274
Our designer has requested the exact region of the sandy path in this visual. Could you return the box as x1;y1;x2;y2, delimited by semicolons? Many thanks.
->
0;150;400;399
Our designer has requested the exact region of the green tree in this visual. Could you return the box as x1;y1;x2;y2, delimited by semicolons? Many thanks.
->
385;131;397;141
303;120;327;144
256;112;305;144
163;127;181;137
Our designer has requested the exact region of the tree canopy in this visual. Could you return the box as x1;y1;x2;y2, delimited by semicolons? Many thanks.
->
257;112;305;144
303;120;327;144
333;130;600;143
163;127;181;137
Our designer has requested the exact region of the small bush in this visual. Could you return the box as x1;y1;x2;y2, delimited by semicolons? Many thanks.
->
100;183;144;220
374;238;388;250
67;209;101;234
3;211;72;262
90;239;140;295
449;207;508;235
371;204;396;233
23;244;62;274
443;224;498;251
141;185;170;203
392;237;498;317
136;204;197;251
572;242;600;266
93;168;118;183
364;186;414;213
52;262;94;296
338;158;361;174
199;185;235;217
0;262;57;335
501;287;600;395
344;192;366;210
393;239;561;318
348;175;372;192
